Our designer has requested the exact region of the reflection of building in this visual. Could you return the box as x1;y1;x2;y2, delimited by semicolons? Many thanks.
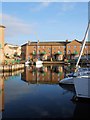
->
0;69;24;112
21;40;90;61
21;65;64;84
0;76;4;111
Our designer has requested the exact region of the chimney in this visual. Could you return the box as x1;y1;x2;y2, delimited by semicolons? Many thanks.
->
28;41;31;45
0;25;6;64
66;39;68;42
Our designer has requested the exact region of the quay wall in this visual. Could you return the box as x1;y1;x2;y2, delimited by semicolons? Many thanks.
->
0;64;24;72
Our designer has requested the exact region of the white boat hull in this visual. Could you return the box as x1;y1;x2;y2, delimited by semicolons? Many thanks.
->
36;64;43;68
74;77;90;98
59;77;74;85
36;61;43;65
25;61;30;66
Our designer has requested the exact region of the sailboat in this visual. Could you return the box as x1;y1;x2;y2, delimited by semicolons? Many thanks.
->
36;40;43;67
59;22;90;88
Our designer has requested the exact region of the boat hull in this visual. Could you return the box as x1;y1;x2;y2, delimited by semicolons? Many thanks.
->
74;77;90;98
59;77;74;85
36;61;43;65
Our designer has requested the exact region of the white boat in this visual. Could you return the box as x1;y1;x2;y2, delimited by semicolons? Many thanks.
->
74;72;90;98
60;22;90;99
36;60;43;66
36;40;43;66
74;22;90;99
36;64;43;68
25;60;30;66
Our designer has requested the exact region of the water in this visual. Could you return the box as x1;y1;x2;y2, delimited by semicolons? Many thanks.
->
0;65;90;119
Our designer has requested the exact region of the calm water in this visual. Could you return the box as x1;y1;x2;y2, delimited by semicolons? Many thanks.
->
0;64;90;119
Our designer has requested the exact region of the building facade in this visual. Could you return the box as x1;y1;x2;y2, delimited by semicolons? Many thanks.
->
4;43;21;59
21;41;66;61
21;40;90;61
0;25;6;64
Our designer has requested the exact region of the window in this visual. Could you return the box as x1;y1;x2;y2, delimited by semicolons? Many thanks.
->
0;44;2;48
85;46;88;48
68;50;70;54
74;46;77;48
48;48;51;50
53;48;55;50
80;46;82;49
68;46;70;48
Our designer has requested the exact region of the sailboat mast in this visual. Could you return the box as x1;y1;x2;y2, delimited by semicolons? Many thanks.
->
36;40;39;60
75;22;90;70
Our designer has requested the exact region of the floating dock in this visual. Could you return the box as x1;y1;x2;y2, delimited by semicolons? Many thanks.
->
43;61;70;65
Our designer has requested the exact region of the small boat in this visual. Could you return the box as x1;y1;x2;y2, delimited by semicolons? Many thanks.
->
25;60;33;66
36;60;43;66
25;61;30;66
36;64;43;68
35;40;43;66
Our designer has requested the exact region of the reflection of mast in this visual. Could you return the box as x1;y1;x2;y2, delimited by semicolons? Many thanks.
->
50;65;52;82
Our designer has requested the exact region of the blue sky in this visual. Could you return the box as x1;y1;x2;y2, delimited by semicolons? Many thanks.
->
0;1;88;45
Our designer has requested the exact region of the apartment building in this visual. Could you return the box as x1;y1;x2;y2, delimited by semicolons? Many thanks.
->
21;41;66;61
21;39;90;61
4;43;21;59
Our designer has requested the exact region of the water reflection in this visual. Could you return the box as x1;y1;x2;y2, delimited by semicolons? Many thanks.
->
0;69;24;113
21;65;65;84
1;65;90;119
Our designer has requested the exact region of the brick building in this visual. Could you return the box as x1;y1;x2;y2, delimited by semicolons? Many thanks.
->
21;39;90;61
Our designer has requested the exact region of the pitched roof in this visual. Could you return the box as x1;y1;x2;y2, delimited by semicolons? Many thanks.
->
21;41;68;47
0;25;6;28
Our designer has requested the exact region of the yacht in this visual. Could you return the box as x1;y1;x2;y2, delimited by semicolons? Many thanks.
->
74;69;90;99
59;22;90;99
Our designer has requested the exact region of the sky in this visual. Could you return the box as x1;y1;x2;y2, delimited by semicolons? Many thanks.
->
0;1;89;45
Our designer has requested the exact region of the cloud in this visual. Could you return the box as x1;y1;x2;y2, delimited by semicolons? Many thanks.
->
0;13;37;37
61;2;76;12
41;1;50;7
30;2;51;12
57;2;76;16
